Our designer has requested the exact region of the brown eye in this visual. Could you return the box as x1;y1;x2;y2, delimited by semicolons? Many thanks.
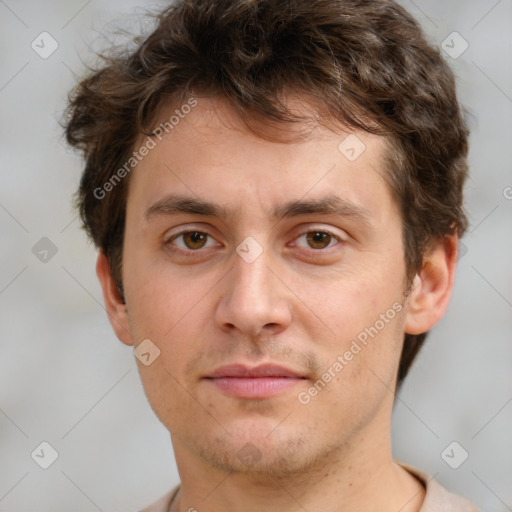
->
305;231;334;249
181;231;208;249
168;231;217;251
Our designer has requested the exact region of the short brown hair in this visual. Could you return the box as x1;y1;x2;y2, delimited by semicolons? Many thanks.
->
64;0;469;388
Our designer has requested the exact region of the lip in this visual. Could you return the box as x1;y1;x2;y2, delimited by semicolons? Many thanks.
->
204;364;306;399
206;363;303;379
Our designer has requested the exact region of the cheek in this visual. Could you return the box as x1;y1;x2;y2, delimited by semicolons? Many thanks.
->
124;264;218;387
124;252;207;336
302;270;405;382
305;273;385;341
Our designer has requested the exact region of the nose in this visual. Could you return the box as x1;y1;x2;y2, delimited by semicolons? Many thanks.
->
214;245;292;338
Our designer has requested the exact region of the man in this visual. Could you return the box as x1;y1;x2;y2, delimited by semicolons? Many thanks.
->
64;0;480;510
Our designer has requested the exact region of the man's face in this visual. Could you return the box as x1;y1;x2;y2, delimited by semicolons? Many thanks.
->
120;96;411;476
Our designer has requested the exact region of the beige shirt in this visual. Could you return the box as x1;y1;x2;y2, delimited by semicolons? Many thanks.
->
139;463;481;512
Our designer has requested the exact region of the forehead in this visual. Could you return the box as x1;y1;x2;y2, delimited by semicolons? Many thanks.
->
127;94;395;224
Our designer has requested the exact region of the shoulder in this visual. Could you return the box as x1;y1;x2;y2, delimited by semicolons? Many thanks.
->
398;462;481;512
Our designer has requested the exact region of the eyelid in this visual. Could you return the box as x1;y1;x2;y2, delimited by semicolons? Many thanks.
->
289;225;347;245
164;224;218;241
163;225;222;254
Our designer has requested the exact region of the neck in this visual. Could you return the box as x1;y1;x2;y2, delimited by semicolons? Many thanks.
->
169;413;425;512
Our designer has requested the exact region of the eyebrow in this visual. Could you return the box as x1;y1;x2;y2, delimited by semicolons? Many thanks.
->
144;193;373;225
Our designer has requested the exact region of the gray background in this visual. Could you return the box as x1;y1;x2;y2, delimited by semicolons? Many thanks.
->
0;0;511;510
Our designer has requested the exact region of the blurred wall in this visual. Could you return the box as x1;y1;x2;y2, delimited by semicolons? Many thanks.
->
0;0;510;510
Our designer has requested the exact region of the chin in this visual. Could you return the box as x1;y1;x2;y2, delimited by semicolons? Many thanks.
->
187;423;333;478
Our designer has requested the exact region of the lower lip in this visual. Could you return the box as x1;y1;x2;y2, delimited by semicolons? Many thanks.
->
206;377;304;399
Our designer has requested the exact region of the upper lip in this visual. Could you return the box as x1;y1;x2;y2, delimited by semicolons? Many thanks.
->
206;363;304;379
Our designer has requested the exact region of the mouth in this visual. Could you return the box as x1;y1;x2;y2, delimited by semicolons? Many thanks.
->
203;363;307;399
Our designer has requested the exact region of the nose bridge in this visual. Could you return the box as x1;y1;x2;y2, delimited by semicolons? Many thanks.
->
231;245;275;312
215;240;291;335
234;248;271;298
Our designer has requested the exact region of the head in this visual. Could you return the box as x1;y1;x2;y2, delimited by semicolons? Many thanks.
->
64;0;469;476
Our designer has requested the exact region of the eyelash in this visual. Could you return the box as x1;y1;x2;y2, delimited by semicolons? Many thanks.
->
164;228;344;256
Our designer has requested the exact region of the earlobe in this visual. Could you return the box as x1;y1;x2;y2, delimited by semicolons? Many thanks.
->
403;234;458;335
96;251;134;346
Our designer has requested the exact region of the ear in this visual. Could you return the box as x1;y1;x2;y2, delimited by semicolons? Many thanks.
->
404;234;459;335
96;251;134;346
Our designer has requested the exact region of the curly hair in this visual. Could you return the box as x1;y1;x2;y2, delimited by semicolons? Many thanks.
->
64;0;469;388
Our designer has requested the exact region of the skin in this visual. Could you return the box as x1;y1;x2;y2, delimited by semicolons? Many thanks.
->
97;95;458;512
